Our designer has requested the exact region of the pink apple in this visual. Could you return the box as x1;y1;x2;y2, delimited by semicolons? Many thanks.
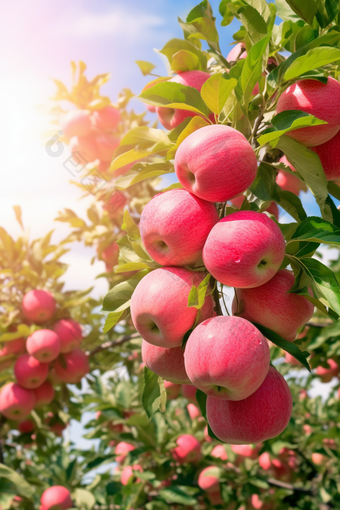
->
14;354;49;389
231;444;261;459
1;337;26;356
203;211;285;288
277;156;307;195
182;384;197;404
187;403;200;419
311;453;326;465
61;110;93;139
91;106;120;131
18;419;35;434
311;130;340;181
142;340;190;383
26;329;61;362
316;359;339;382
226;42;246;62
131;267;214;348
164;380;181;399
276;78;340;146
204;425;213;443
211;445;228;461
115;442;135;463
95;133;120;161
53;319;83;353
140;189;219;266
22;290;56;323
198;466;221;492
33;381;55;407
40;486;73;510
184;316;270;400
69;135;99;163
259;452;271;470
54;349;89;383
171;434;201;464
0;382;35;420
175;125;257;203
233;269;314;341
121;464;143;485
206;366;292;444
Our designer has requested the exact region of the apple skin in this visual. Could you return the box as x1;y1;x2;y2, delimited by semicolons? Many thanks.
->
121;464;143;485
232;269;314;342
53;319;83;353
95;133;120;161
22;290;56;323
187;403;200;419
198;466;221;492
115;442;135;463
163;381;181;399
230;196;279;221
61;110;93;139
171;434;201;464
40;486;73;510
14;354;49;389
207;366;292;444
0;382;36;421
316;358;339;382
203;211;286;288
26;329;61;363
259;452;271;470
139;189;219;266
276;78;340;147
91;106;120;131
156;71;212;130
211;444;228;460
175;125;258;203
142;341;190;383
226;42;247;62
184;316;270;401
181;384;197;404
1;337;26;356
33;380;55;407
69;135;99;163
54;349;89;383
131;267;214;348
311;129;340;181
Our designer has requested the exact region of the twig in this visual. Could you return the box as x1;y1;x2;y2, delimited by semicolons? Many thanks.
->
266;478;313;494
87;332;141;357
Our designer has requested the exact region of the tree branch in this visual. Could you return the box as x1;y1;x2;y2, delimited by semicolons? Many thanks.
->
266;477;313;494
86;332;141;357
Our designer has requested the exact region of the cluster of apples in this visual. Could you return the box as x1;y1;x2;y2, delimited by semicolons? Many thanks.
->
0;289;89;425
39;486;73;510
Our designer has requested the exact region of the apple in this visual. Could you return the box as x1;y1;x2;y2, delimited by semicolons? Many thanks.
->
311;130;340;181
277;156;307;195
121;464;143;485
316;358;339;382
181;384;197;404
18;419;35;434
69;135;99;163
206;366;292;444
184;316;270;400
91;106;120;131
198;466;221;492
54;349;89;383
97;242;119;272
187;403;200;419
232;269;315;341
1;337;26;356
14;354;49;389
175;125;257;203
231;444;261;459
115;441;135;463
204;425;213;443
95;133;120;161
203;210;285;288
142;340;190;384
311;452;326;465
164;380;181;399
171;434;201;464
61;110;93;139
40;486;73;510
259;452;271;470
26;329;61;362
276;77;340;146
0;382;35;420
53;319;83;353
131;267;214;348
22;289;56;323
34;381;55;407
207;490;223;505
285;352;301;366
226;42;246;62
211;445;228;461
139;189;219;266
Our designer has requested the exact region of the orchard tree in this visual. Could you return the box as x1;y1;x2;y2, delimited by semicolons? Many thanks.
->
2;1;340;510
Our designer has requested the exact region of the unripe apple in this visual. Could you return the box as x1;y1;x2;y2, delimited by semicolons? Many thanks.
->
311;452;326;465
22;290;56;323
171;434;201;464
91;106;120;131
316;359;339;382
54;349;89;383
115;442;135;463
164;380;181;399
61;110;93;139
40;486;73;510
95;133;120;161
311;130;340;181
184;316;270;400
0;382;35;420
182;384;197;404
277;156;307;195
175;125;257;203
14;354;49;389
207;367;292;444
1;337;26;356
18;419;35;434
156;71;212;129
276;77;340;146
259;452;271;470
131;267;214;348
26;329;60;362
211;445;228;460
70;135;99;162
53;319;83;353
142;340;190;383
33;380;55;407
139;189;219;266
198;466;221;492
187;403;200;419
204;211;285;288
233;269;314;341
121;464;143;485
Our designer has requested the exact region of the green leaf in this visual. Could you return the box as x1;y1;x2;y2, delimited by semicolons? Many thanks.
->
115;162;174;190
142;367;166;418
252;322;311;371
159;487;198;506
103;310;126;333
73;488;96;510
118;126;171;150
275;0;301;21
171;50;201;72
187;274;211;309
122;210;141;240
158;38;207;70
167;116;210;160
276;189;308;223
288;216;340;249
13;205;24;230
284;47;340;81
187;0;214;22
231;4;268;45
285;0;318;25
135;60;156;76
0;465;33;499
102;277;141;312
201;73;237;115
219;0;234;26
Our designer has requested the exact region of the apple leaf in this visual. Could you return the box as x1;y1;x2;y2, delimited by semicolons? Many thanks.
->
135;60;156;76
201;73;237;115
0;465;33;499
118;126;172;150
287;216;340;255
276;189;307;223
158;38;207;70
142;367;167;418
219;0;234;26
122;209;141;240
284;47;340;81
171;50;201;72
285;0;318;26
73;488;96;510
115;162;174;190
167;116;210;160
187;273;211;309
102;275;143;312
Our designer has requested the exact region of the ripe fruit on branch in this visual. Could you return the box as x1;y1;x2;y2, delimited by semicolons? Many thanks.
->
91;106;120;131
211;444;228;460
181;384;197;404
33;381;55;407
231;444;261;459
95;133;120;161
187;403;200;419
163;381;181;399
61;110;93;139
22;290;56;323
156;71;212;129
259;452;271;470
232;269;314;341
0;382;35;420
206;366;292;444
40;486;73;510
175;125;258;203
131;267;214;348
18;419;35;434
69;135;99;163
54;349;89;383
277;156;307;195
1;336;26;356
115;442;135;463
26;329;61;362
184;316;270;400
142;341;190;383
276;78;340;146
171;434;201;464
198;466;221;492
121;464;143;485
311;130;340;181
139;189;219;267
14;354;49;389
53;319;83;353
203;211;285;288
316;359;339;382
226;42;247;62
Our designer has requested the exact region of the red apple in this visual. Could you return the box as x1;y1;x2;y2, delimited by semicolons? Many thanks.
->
171;434;201;464
164;380;181;399
182;384;197;404
142;340;190;383
198;466;221;492
91;106;120;131
53;319;83;353
0;382;35;420
231;444;261;459
115;442;135;463
61;110;93;139
18;419;35;434
14;354;49;389
226;42;246;62
34;381;55;407
54;349;89;383
1;337;26;356
277;156;306;195
70;135;99;163
40;486;73;510
259;452;271;470
211;445;228;460
26;329;61;362
316;359;339;382
187;403;200;419
311;452;326;465
121;464;143;485
22;290;56;323
311;130;340;181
